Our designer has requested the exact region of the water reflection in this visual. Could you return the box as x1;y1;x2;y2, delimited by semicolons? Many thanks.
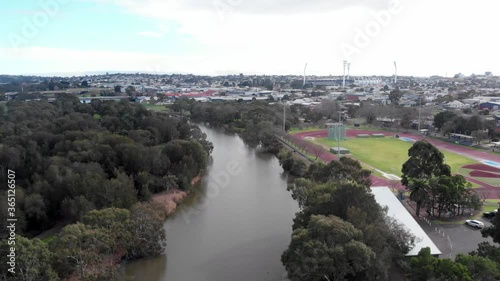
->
122;125;298;281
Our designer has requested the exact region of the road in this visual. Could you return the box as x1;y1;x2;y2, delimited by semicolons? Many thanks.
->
419;217;494;259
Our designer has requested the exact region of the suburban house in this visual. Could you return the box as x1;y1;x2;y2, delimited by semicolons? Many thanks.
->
480;102;500;110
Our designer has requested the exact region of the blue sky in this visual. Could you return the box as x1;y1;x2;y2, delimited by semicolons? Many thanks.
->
0;0;199;53
1;0;500;76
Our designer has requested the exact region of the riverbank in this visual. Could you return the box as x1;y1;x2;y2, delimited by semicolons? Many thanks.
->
151;173;203;215
152;189;190;215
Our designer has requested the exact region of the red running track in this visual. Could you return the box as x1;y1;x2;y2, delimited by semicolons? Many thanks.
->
293;129;500;198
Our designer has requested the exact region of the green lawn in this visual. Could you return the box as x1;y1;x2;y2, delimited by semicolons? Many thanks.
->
41;235;56;244
289;127;324;134
482;199;499;214
317;137;477;176
143;104;169;111
290;126;386;134
0;102;7;115
484;204;499;212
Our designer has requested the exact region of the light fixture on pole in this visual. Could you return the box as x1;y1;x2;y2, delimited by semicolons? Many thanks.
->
347;62;351;80
338;111;342;158
394;61;398;84
283;101;286;132
418;96;422;133
303;63;308;87
342;61;347;88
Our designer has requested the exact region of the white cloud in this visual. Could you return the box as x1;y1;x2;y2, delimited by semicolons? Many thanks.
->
5;0;500;76
137;23;170;38
137;30;164;38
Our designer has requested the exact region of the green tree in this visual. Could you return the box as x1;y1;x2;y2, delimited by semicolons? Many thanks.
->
465;116;484;134
409;247;472;281
482;207;500;243
400;111;414;130
82;208;133;253
128;202;167;259
455;254;500;280
472;130;488;145
306;157;371;187
277;150;306;177
0;236;59;281
435;258;472;281
428;175;478;218
61;196;96;222
434;111;457;130
51;223;115;280
471;242;500;264
388;89;403;105
24;193;49;229
125;86;137;97
401;140;451;186
281;215;375;281
409;247;438;281
407;178;429;217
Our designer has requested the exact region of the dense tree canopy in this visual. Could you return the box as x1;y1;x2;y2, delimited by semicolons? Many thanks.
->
482;206;500;243
401;140;451;186
0;236;58;281
283;160;415;280
0;95;212;235
401;141;481;218
434;111;458;131
180;100;302;153
282;215;376;281
409;248;472;281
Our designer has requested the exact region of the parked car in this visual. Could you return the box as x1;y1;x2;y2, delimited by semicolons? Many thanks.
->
483;210;498;219
465;220;484;229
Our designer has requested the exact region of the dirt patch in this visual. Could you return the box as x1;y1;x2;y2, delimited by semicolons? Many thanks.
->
152;189;190;215
470;170;500;178
191;174;203;185
463;163;500;173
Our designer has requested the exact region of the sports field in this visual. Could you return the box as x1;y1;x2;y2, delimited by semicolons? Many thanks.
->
317;137;477;176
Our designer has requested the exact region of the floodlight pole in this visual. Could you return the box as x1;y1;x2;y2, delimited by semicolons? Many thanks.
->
283;101;286;132
418;96;421;133
338;111;341;158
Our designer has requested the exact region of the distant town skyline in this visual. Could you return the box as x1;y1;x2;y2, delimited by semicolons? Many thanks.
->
1;0;499;77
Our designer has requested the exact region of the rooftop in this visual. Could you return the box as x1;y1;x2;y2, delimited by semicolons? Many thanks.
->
371;187;442;257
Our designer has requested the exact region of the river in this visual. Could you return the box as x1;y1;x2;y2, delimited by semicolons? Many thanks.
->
118;125;299;281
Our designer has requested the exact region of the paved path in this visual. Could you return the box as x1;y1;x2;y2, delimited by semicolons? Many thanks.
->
293;129;500;198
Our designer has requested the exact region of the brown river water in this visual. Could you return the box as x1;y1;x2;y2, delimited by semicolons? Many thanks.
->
117;126;299;281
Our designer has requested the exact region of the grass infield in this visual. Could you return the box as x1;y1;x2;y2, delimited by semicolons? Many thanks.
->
317;137;477;177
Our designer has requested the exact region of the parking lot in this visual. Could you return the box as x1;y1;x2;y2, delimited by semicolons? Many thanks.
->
419;217;494;259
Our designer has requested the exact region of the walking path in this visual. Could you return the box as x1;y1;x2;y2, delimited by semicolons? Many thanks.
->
292;129;500;198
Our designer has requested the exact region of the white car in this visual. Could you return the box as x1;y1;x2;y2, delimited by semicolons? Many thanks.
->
465;220;484;229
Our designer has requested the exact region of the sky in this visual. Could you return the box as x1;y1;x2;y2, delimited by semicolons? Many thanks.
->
0;0;499;77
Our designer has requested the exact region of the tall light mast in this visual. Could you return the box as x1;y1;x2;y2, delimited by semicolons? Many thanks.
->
347;62;351;80
337;111;342;158
394;61;398;84
283;101;286;132
418;96;422;133
303;63;308;87
342;61;347;88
